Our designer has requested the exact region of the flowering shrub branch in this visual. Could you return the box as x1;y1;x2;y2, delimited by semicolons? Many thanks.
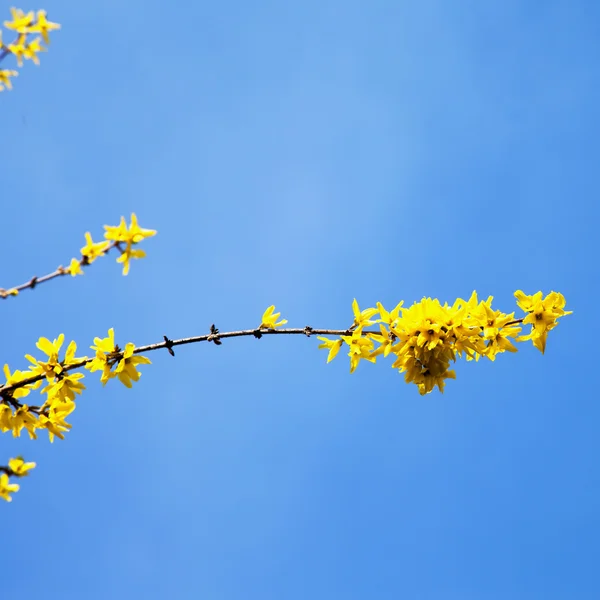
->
0;7;60;91
0;213;157;299
0;211;573;502
0;8;572;503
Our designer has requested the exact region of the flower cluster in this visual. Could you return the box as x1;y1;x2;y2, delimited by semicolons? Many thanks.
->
0;330;151;450
0;7;60;91
318;291;571;395
1;213;156;299
77;213;157;276
0;457;36;501
0;292;570;501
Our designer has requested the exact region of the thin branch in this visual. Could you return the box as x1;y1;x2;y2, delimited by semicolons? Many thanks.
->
0;241;119;299
0;320;526;399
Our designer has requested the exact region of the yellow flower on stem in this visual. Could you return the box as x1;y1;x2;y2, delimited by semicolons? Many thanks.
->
2;364;40;399
260;306;288;329
104;214;156;274
26;335;83;381
317;337;343;363
104;213;157;244
0;69;18;91
3;8;34;32
114;343;152;388
66;257;83;276
515;291;572;353
10;405;39;439
116;243;146;275
80;232;110;263
0;404;13;432
341;328;377;374
8;457;36;476
29;10;61;44
42;371;85;403
38;409;72;442
7;37;27;66
86;329;151;387
368;324;396;358
22;36;46;64
351;299;378;329
0;474;20;502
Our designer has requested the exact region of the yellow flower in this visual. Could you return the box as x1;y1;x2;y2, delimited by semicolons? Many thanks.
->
260;305;288;329
22;36;46;65
10;405;39;439
367;324;396;358
26;334;66;380
8;457;36;476
351;299;378;329
341;328;376;373
317;337;343;363
116;243;146;275
114;343;152;388
515;291;572;354
86;330;151;387
0;474;20;502
0;69;18;91
42;371;85;403
7;38;27;66
38;409;72;442
66;257;83;276
80;232;110;263
376;301;403;327
2;364;40;399
0;404;13;432
29;10;61;44
3;8;34;32
104;213;157;244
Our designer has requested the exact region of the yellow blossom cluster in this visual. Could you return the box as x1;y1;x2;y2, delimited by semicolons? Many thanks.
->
0;7;60;91
0;457;36;501
0;330;151;447
317;291;571;395
74;213;157;276
1;213;157;501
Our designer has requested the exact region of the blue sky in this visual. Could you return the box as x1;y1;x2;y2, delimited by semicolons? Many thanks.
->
2;1;598;598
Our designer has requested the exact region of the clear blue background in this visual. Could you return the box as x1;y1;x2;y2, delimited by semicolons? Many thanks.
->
2;1;598;598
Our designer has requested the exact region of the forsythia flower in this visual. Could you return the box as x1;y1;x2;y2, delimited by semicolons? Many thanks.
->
2;364;40;399
27;10;60;44
0;69;18;90
103;214;156;275
352;298;378;329
341;328;376;374
318;292;571;395
7;37;27;66
515;290;572;353
0;474;20;502
86;329;151;387
104;213;157;244
114;343;152;388
0;404;13;432
38;408;72;442
22;36;46;64
66;257;84;276
80;232;110;263
8;457;36;476
10;405;38;439
317;337;343;363
3;8;34;32
260;306;288;329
